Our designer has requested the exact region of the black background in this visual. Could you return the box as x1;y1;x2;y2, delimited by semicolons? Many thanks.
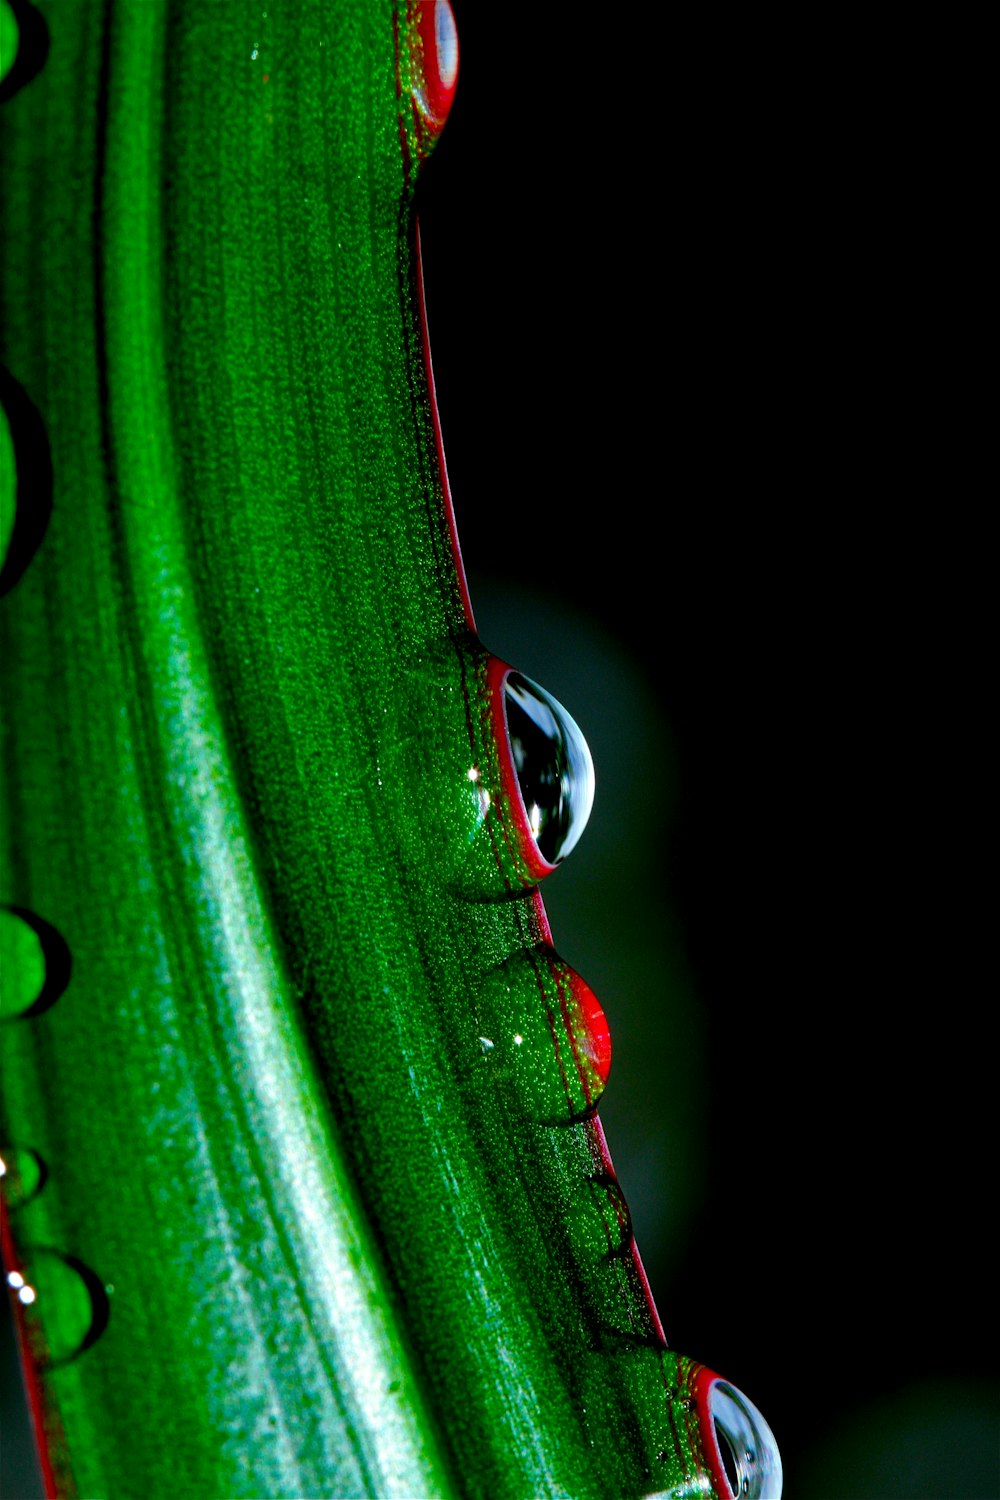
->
416;4;993;1496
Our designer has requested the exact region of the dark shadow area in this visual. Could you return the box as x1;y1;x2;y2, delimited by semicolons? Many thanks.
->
0;1279;43;1500
0;368;53;598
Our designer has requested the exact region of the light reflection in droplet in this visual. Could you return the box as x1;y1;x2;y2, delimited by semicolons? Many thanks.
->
503;672;595;867
478;947;611;1123
708;1379;782;1500
434;0;458;89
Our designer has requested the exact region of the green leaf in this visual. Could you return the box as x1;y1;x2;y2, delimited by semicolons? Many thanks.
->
1;4;778;1497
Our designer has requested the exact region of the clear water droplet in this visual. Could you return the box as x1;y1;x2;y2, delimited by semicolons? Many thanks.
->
716;1419;742;1496
0;907;71;1019
503;672;595;868
13;1248;110;1367
0;908;45;1018
0;1145;47;1208
0;2;19;88
708;1380;782;1500
394;645;591;895
479;946;611;1123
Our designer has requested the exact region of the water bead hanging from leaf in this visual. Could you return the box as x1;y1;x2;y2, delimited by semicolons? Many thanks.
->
705;1375;783;1500
478;945;611;1125
502;671;596;870
390;649;596;895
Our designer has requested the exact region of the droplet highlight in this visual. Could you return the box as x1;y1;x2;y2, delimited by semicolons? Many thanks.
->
11;1248;110;1367
640;1353;783;1497
0;1145;47;1208
0;906;71;1020
390;644;593;896
432;0;458;92
479;946;611;1124
706;1380;782;1500
408;0;459;141
502;671;595;870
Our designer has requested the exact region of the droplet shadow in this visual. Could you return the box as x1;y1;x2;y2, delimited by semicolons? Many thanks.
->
0;907;71;1020
0;368;53;597
0;0;49;104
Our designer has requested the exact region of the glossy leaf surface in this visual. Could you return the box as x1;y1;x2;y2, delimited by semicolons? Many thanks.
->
0;3;778;1497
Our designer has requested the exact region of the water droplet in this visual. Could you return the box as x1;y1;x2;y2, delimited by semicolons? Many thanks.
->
0;1145;47;1208
0;908;45;1018
0;367;53;596
502;671;595;870
702;1377;782;1500
0;907;71;1020
479;947;611;1123
0;2;19;87
12;1248;110;1367
407;0;458;147
386;644;517;897
0;1;47;104
716;1420;742;1496
390;643;593;897
563;1169;636;1281
590;1173;633;1260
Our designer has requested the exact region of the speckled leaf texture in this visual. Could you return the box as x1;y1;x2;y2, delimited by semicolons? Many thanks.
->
0;4;778;1498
